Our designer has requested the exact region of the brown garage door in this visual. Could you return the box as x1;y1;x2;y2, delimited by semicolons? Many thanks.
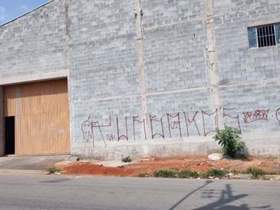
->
3;79;70;155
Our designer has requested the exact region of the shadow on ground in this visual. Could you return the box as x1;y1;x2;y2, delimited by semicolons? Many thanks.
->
169;182;273;210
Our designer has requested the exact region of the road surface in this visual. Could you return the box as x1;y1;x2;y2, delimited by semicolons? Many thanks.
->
0;174;278;210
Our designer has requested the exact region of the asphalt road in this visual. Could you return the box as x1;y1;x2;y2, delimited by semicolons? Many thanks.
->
0;174;279;210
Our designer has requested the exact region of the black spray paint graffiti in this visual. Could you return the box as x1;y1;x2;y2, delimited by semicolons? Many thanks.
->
183;111;201;136
223;108;242;133
276;108;280;125
133;116;147;140
167;113;182;138
150;114;165;139
81;107;280;146
81;109;217;146
81;115;112;146
202;109;219;136
116;116;129;141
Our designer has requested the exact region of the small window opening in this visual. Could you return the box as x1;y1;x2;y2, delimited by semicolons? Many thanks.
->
257;24;276;47
248;22;280;48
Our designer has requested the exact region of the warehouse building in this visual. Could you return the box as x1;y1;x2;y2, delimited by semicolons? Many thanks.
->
0;0;280;159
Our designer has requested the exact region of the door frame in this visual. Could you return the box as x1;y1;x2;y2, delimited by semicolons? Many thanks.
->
0;73;70;157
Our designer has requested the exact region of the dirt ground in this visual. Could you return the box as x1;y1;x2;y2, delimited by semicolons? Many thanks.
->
55;156;280;177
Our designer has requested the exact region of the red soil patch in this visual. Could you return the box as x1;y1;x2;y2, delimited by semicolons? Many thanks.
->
57;163;136;176
56;156;280;177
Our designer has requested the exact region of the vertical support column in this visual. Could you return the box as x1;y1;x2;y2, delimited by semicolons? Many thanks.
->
0;87;4;156
205;0;224;129
63;0;70;73
64;0;72;153
134;0;149;137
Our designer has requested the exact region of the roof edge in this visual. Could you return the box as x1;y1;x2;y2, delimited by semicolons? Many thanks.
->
0;0;55;28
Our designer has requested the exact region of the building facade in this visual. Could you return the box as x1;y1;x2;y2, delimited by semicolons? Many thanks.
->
0;0;280;159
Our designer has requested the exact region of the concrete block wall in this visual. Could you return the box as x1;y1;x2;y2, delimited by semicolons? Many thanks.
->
69;0;221;159
0;0;68;85
213;0;280;156
67;0;144;158
142;0;208;93
214;0;280;154
142;0;211;117
69;0;280;159
0;0;280;159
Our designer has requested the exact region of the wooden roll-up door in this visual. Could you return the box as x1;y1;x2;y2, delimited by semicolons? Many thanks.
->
3;79;70;155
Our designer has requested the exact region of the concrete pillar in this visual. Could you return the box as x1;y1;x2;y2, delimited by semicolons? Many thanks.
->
134;0;149;137
64;0;72;154
0;87;4;156
205;0;224;129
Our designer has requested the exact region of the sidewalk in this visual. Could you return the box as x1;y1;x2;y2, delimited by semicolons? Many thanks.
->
0;155;71;175
0;169;45;176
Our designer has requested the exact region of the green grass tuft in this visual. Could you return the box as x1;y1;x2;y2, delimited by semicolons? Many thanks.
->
47;167;62;174
154;169;178;178
247;167;265;179
178;170;199;178
203;169;227;178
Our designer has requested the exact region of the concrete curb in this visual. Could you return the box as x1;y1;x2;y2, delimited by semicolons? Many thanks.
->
58;172;280;181
263;175;280;181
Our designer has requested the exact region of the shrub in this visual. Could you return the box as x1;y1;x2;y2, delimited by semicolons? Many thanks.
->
178;170;199;178
205;169;227;178
122;156;132;163
154;169;178;178
247;167;265;179
153;169;228;179
48;167;61;174
214;126;246;158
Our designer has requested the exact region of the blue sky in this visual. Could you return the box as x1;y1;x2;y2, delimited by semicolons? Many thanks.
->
0;0;48;25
